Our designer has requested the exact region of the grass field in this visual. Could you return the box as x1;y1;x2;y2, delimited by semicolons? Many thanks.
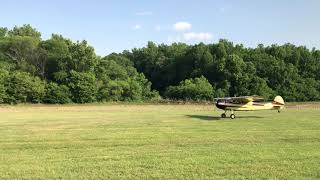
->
0;104;320;179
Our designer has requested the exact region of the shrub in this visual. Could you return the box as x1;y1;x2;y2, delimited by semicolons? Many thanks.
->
165;76;214;101
132;73;160;101
68;71;97;103
44;82;71;104
5;71;45;103
98;80;127;102
0;69;9;103
98;79;142;102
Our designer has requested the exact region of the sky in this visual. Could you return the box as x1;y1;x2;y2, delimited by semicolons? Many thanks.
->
1;0;320;56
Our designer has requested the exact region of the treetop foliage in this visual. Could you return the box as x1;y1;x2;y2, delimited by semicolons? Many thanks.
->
0;25;319;103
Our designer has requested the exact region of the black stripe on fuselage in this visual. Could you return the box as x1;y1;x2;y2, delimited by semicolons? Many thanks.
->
216;103;240;110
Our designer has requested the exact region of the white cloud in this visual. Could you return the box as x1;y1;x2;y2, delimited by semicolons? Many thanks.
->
173;21;192;31
135;11;153;16
132;24;142;30
183;32;213;41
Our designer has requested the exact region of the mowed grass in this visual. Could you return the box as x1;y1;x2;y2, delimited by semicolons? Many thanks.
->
0;104;320;179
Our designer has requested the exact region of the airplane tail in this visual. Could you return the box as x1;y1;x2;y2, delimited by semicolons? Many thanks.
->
273;96;285;105
272;96;285;112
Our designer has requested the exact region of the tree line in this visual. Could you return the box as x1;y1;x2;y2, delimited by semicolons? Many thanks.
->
0;24;319;104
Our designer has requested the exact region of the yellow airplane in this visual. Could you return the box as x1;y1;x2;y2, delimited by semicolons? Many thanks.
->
215;96;285;119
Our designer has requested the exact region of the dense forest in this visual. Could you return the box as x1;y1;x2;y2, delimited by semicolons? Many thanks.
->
0;25;320;104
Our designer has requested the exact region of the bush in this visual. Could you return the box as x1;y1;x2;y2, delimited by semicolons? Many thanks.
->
0;69;9;103
5;71;45;103
97;74;161;102
96;58;160;102
164;76;214;101
44;82;71;104
133;73;160;100
98;80;130;102
98;79;144;102
68;71;97;103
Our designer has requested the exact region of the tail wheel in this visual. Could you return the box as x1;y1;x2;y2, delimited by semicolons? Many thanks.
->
221;113;226;118
230;114;235;119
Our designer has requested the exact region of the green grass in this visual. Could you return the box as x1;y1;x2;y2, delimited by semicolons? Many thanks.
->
0;104;320;179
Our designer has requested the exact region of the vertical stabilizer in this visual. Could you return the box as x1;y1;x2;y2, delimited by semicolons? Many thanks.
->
273;96;285;105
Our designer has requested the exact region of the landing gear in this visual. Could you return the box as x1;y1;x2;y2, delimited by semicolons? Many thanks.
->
221;111;235;119
221;113;226;118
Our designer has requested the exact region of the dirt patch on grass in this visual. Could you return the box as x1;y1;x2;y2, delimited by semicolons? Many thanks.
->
286;102;320;109
0;104;214;113
0;102;319;113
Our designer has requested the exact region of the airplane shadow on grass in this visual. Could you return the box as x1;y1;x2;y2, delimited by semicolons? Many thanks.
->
185;115;264;121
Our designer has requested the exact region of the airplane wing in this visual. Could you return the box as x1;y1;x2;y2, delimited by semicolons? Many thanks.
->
215;96;264;103
231;96;264;102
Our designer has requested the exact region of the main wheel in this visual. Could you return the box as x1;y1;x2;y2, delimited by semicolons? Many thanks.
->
221;113;226;118
230;114;235;119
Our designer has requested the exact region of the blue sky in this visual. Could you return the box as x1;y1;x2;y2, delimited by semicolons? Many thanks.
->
1;0;319;55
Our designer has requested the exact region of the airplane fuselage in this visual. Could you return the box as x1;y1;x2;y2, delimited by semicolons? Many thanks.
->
216;101;283;111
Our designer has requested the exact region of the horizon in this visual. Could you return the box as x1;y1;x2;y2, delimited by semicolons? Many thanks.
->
1;0;320;56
